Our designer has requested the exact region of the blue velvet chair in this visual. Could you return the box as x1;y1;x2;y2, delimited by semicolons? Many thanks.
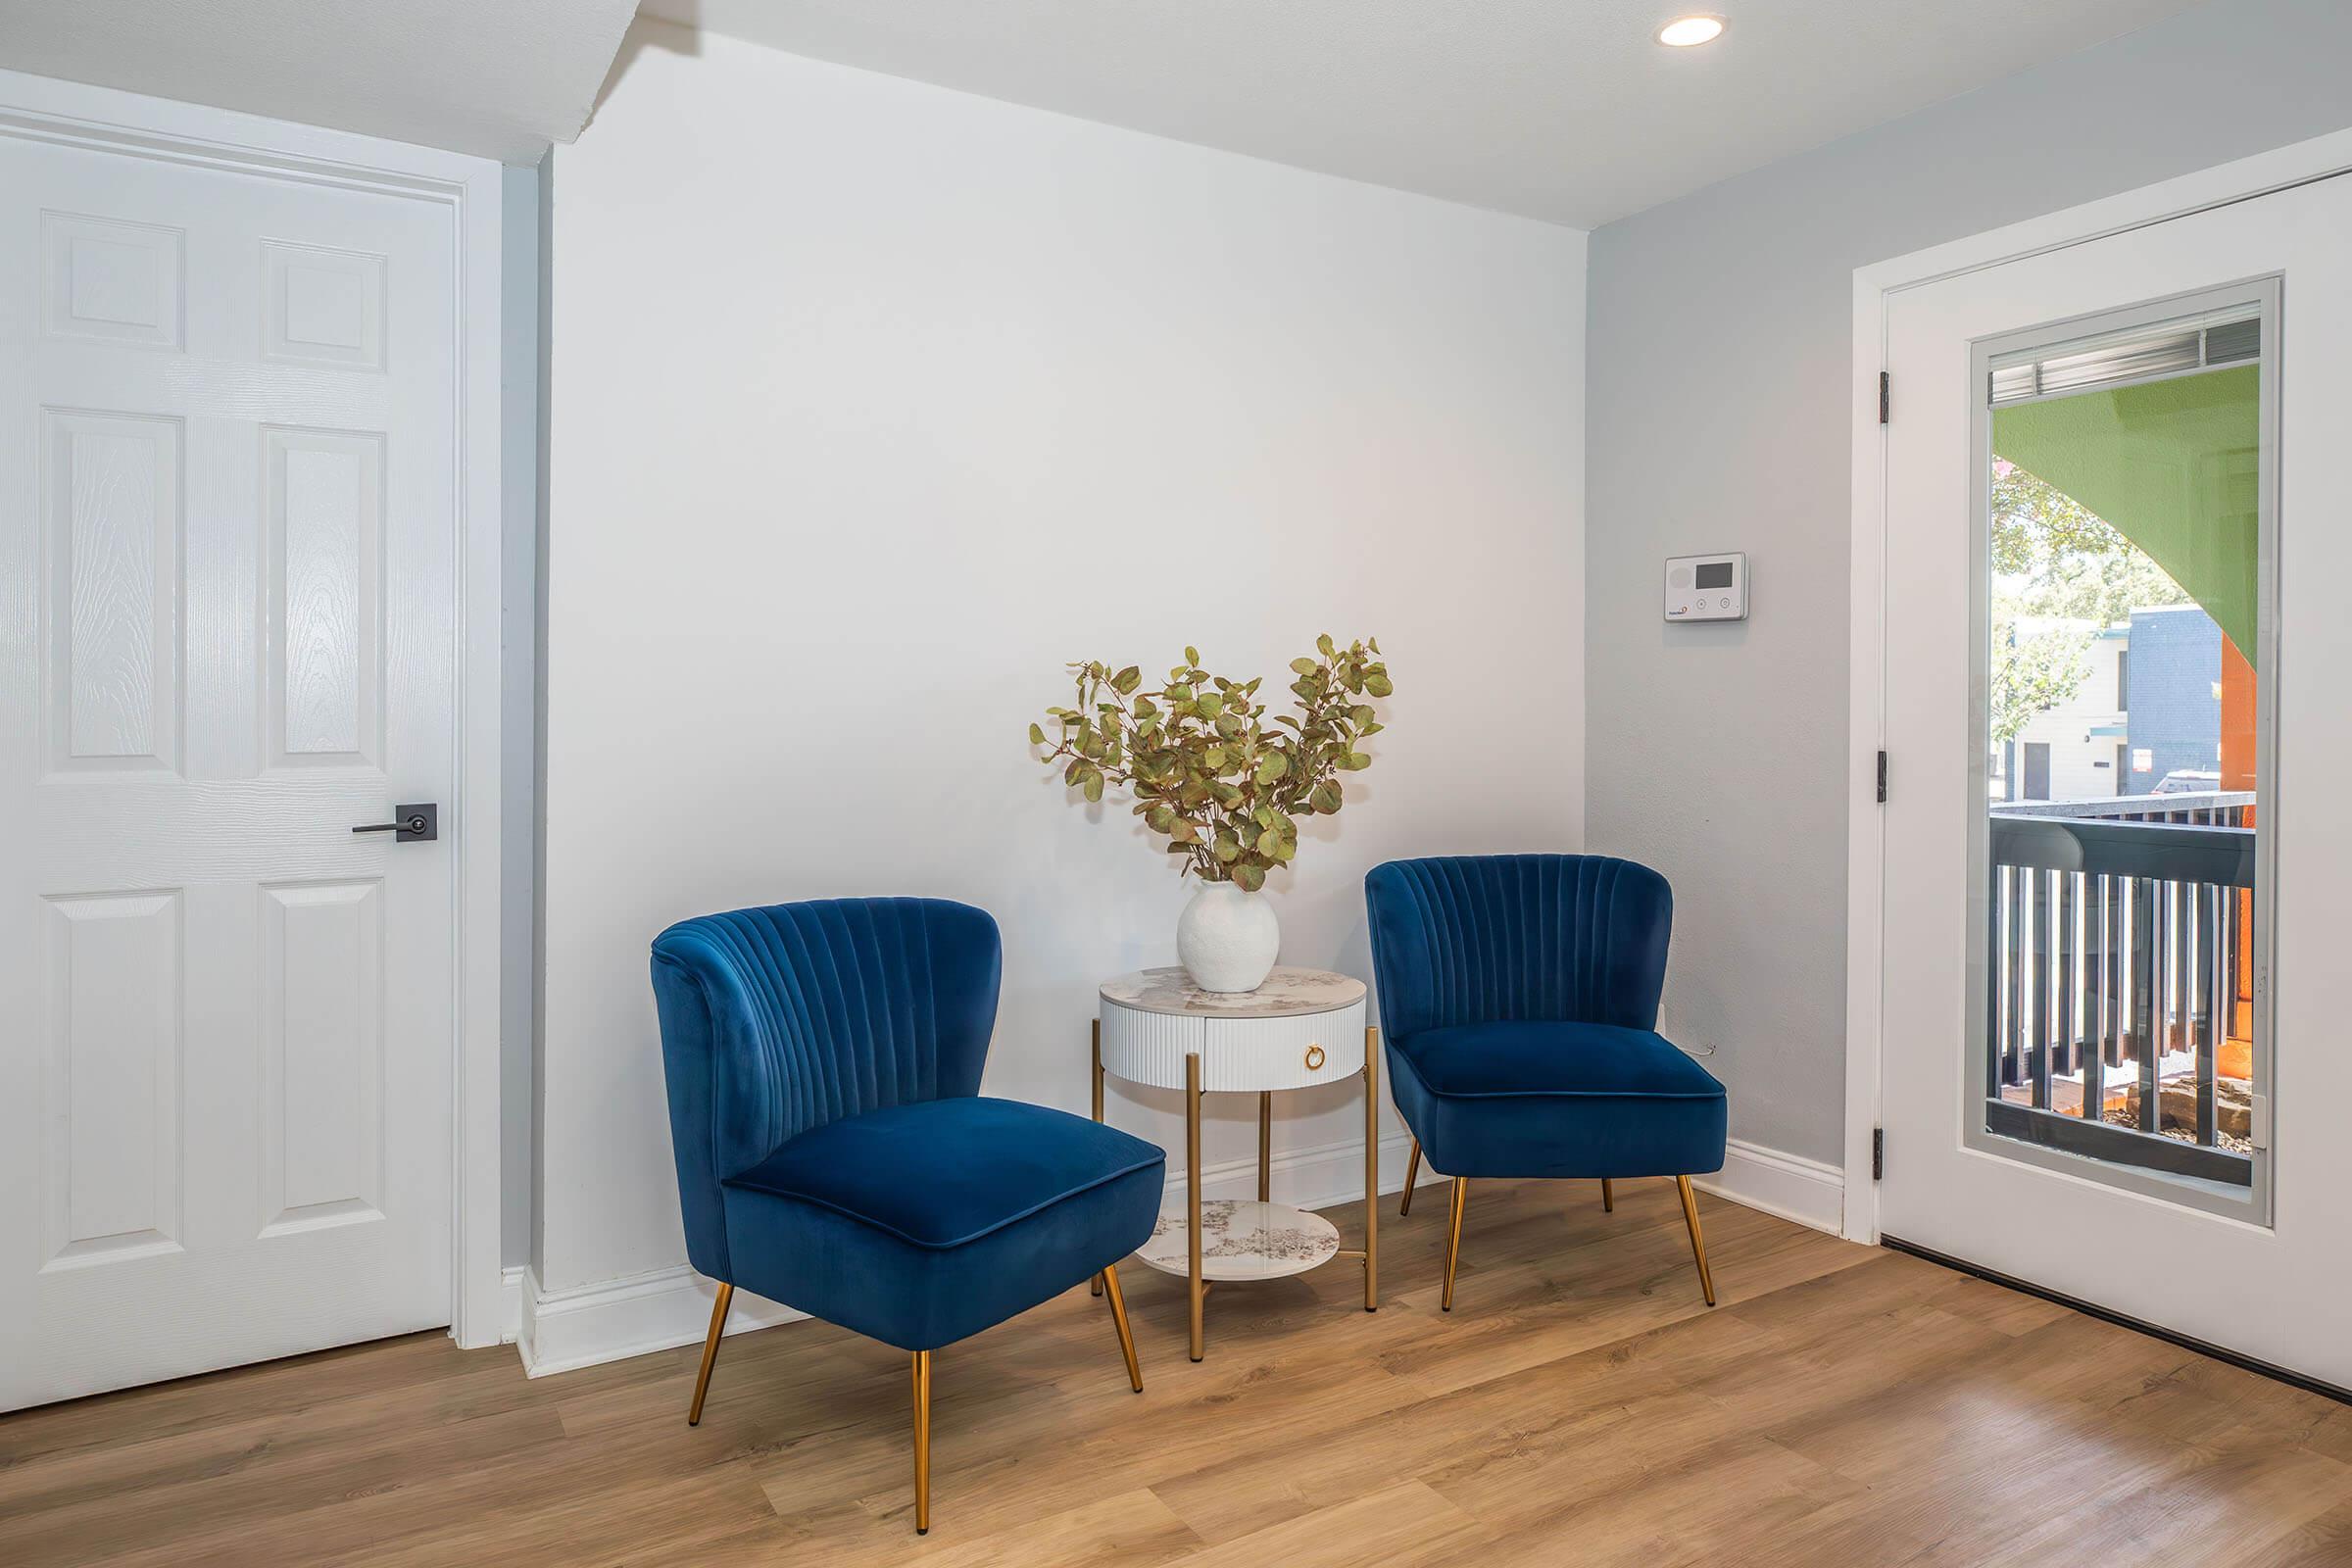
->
1364;855;1726;1310
650;898;1165;1534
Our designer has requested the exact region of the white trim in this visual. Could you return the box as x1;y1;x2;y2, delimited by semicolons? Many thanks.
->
0;69;510;1348
501;1264;526;1346
519;1265;806;1379
1694;1139;1845;1236
1844;123;2352;1247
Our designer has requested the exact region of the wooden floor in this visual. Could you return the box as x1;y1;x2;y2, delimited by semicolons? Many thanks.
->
7;1178;2352;1567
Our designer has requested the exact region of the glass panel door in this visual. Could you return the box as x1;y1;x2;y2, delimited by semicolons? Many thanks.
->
1968;284;2274;1215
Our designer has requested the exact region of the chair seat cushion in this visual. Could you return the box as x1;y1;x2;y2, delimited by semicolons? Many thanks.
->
1389;1022;1726;1180
718;1098;1164;1350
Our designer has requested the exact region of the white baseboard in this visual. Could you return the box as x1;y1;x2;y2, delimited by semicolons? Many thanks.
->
517;1263;807;1378
1692;1137;1845;1236
512;1131;1835;1379
500;1264;524;1345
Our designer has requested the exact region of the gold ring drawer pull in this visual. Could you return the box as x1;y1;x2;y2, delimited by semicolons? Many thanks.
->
1305;1044;1326;1070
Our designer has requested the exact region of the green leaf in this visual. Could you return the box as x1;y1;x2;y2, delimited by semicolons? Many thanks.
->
1213;832;1242;863
1197;691;1225;717
1113;664;1142;695
1341;752;1371;770
1185;646;1200;667
1234;861;1266;892
1028;722;1047;745
1081;767;1105;803
1363;673;1393;698
1254;752;1289;784
1317;633;1336;657
1289;658;1319;676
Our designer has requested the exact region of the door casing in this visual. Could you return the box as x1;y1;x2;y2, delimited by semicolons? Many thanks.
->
1844;124;2352;1247
0;67;511;1349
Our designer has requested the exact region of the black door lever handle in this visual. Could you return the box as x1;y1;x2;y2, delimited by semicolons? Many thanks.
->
353;804;437;842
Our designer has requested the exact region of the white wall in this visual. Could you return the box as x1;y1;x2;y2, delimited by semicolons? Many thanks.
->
1585;0;2352;1167
538;23;1587;1298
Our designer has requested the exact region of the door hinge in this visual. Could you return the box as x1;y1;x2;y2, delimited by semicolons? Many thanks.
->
1876;750;1888;804
1879;370;1890;425
1872;1127;1885;1181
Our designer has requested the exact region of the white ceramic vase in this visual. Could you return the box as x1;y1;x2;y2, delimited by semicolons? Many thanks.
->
1176;881;1281;994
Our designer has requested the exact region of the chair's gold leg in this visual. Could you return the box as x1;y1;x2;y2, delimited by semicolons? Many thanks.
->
910;1349;932;1534
1442;1178;1468;1311
1092;1021;1105;1297
687;1283;732;1426
1399;1138;1421;1217
1102;1262;1143;1392
1601;1178;1615;1213
1676;1175;1716;1307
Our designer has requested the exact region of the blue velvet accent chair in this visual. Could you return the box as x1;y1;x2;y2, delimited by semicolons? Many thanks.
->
1364;855;1727;1310
651;898;1164;1534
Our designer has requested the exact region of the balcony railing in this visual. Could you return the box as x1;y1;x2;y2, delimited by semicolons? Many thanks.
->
1987;791;2255;1187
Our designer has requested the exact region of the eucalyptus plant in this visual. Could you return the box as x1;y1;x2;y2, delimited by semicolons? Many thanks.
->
1029;637;1392;891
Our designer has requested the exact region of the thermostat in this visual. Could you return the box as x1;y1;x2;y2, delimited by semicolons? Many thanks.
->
1664;553;1746;621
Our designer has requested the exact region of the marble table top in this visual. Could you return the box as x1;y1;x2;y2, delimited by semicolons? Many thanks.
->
1099;965;1367;1018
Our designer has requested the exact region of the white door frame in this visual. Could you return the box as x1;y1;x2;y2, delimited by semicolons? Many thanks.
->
1844;125;2352;1247
0;69;510;1348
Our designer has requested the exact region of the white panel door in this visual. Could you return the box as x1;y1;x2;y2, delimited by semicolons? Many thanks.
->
1876;172;2352;1390
0;131;459;1409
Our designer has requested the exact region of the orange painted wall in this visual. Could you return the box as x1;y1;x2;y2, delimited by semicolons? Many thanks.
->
2220;637;2255;1074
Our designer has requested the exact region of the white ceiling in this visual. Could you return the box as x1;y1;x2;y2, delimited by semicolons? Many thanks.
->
0;0;639;163
638;0;2209;227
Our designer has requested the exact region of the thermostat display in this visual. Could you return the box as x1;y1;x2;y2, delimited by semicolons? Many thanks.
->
1664;553;1747;622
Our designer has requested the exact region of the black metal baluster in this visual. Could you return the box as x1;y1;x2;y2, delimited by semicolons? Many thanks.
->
2030;868;2051;1112
2117;869;2135;1081
2054;872;2077;1087
2133;876;2159;1134
2197;883;2219;1147
2082;873;2104;1121
2005;863;2027;1090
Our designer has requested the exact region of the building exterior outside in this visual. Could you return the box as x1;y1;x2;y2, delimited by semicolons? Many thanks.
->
2122;604;2223;795
1995;603;2223;804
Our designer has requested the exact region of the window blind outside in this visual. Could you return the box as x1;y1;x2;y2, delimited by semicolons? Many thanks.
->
1988;304;2261;407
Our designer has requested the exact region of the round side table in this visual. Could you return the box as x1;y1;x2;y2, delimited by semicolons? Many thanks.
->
1093;966;1378;1362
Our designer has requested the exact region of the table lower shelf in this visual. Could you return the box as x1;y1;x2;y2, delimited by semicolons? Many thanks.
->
1134;1199;1342;1282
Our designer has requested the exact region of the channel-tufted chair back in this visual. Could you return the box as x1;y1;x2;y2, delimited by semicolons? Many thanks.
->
1364;855;1672;1040
650;898;1002;1281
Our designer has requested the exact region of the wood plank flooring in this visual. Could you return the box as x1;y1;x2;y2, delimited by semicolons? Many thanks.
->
6;1178;2350;1566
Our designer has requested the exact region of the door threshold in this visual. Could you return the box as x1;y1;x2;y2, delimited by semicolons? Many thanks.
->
1881;1236;2350;1407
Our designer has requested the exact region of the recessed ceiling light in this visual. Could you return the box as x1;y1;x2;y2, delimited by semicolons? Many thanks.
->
1657;16;1726;47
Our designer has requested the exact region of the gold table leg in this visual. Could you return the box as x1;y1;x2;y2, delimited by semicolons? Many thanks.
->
1363;1026;1379;1311
687;1282;732;1426
910;1349;932;1534
1092;1018;1105;1298
1400;1138;1421;1216
1187;1052;1204;1362
1257;1091;1272;1203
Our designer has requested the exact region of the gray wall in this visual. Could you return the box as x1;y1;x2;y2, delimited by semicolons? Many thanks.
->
2124;607;2222;794
499;159;542;1269
1585;0;2352;1165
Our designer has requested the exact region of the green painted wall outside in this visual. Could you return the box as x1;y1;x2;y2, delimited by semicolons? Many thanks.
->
1992;364;2259;665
